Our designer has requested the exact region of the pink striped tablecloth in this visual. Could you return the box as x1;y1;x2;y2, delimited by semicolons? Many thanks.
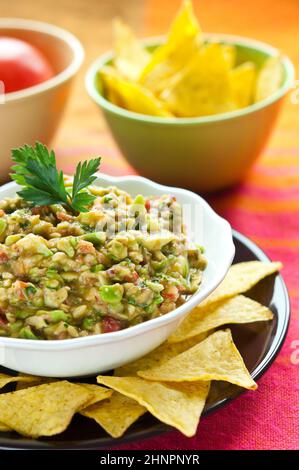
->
56;119;299;450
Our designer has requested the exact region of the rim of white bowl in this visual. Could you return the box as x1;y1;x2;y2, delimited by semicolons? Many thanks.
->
85;33;295;125
0;173;235;350
0;18;85;103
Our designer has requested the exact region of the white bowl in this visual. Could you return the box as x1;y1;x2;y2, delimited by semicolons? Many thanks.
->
0;174;234;377
0;18;84;183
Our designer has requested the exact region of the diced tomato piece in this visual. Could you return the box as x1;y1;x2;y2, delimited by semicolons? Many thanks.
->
162;285;179;301
145;199;151;212
15;280;28;300
124;271;139;283
162;292;177;301
0;210;5;217
56;212;72;222
17;281;28;289
77;241;94;254
102;316;122;333
0;251;8;263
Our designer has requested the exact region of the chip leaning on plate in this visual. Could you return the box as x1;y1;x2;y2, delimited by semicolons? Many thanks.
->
0;260;281;439
98;0;284;118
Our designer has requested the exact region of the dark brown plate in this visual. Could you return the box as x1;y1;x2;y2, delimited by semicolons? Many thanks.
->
0;230;290;449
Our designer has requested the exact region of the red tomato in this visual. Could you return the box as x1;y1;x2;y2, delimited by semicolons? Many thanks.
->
102;316;122;333
0;37;54;93
0;250;8;264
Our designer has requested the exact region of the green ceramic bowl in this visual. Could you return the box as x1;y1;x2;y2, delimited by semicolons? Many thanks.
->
86;34;295;192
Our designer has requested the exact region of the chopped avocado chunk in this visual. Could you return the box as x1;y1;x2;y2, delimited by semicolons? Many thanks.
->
82;232;106;245
49;310;69;323
134;194;145;205
196;244;205;254
9;320;23;334
56;238;75;257
103;195;113;203
91;264;105;272
15;311;32;319
153;294;164;305
82;318;94;330
19;326;38;340
37;244;53;257
152;255;175;272
107;240;127;260
99;284;124;304
5;234;22;246
145;280;164;292
46;269;63;282
69;237;78;247
0;219;7;235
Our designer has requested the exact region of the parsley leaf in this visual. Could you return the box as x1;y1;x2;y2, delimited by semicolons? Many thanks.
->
71;159;101;212
11;142;101;213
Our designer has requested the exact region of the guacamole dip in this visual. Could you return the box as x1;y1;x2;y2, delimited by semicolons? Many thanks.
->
0;184;206;339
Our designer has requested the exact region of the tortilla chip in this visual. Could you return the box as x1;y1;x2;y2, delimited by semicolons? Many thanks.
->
0;422;11;432
255;56;284;102
113;18;150;81
115;332;208;376
140;0;201;94
169;294;273;343
78;383;113;408
97;375;210;437
0;381;93;438
81;392;146;438
200;261;282;309
221;44;236;69
100;66;173;117
0;373;41;390
161;43;234;117
139;329;257;390
15;377;55;391
229;61;256;108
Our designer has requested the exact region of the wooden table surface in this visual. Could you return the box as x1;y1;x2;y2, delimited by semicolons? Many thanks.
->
1;0;298;168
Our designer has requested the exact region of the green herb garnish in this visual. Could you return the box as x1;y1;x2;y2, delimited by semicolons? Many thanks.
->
11;142;101;213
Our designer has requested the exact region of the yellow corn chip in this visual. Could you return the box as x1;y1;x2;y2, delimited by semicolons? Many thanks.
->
200;261;282;309
16;376;55;391
78;384;113;408
0;381;93;438
15;380;112;407
140;0;201;94
81;392;146;438
0;422;10;432
100;66;173;116
115;332;208;376
169;294;273;343
139;329;257;390
255;56;284;102
97;375;210;437
0;373;41;390
161;43;234;117
113;18;150;81
221;44;236;69
229;61;256;108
